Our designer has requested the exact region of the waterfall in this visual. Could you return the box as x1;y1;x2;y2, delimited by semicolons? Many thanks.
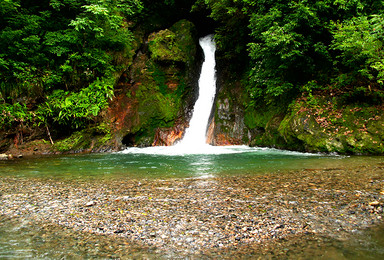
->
123;34;245;155
176;34;217;148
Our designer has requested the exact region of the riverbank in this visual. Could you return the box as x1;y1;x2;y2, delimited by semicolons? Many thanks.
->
1;164;384;258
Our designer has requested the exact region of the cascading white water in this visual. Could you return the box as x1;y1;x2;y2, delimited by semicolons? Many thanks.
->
121;35;319;156
176;34;217;148
122;34;250;155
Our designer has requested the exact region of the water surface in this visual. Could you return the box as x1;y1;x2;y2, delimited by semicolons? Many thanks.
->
0;146;379;180
1;147;384;259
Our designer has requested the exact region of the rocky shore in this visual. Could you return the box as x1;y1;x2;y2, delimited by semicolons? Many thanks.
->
1;163;384;258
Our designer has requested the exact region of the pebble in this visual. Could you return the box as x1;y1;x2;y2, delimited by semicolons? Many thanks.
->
0;164;383;258
0;154;9;160
369;201;380;206
85;201;96;207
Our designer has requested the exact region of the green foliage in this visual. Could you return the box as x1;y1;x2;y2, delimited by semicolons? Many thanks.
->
0;0;144;134
36;77;114;129
246;1;334;101
0;102;32;128
200;0;384;106
332;14;384;86
0;0;142;100
53;130;86;152
193;0;250;63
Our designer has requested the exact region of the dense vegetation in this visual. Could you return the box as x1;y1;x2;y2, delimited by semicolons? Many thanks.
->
195;0;384;106
1;0;383;152
0;0;142;132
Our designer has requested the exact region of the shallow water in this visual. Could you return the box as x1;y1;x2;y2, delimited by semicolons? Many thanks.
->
0;146;382;180
1;216;384;259
0;217;158;259
0;147;384;258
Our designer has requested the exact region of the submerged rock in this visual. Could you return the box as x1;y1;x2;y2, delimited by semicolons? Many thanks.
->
0;164;383;257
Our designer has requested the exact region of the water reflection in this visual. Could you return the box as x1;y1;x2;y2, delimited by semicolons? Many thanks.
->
189;156;216;177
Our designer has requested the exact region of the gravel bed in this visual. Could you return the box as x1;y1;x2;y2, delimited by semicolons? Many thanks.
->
1;164;384;258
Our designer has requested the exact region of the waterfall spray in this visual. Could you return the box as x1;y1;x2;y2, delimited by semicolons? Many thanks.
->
176;34;217;148
123;35;249;155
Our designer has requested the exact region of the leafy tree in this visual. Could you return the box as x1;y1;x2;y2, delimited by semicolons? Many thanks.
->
0;0;143;131
247;1;335;102
332;14;384;86
192;0;251;65
199;0;384;105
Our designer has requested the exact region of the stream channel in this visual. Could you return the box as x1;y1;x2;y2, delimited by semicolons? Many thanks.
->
1;150;384;259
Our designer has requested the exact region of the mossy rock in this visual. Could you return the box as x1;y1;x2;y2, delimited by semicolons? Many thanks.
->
115;20;199;147
277;99;384;154
148;20;196;65
53;124;114;153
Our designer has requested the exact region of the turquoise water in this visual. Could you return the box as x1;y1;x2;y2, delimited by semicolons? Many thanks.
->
1;147;384;259
0;146;381;180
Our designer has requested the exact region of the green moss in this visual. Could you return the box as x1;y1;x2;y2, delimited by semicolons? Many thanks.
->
53;123;114;152
149;64;168;95
245;102;287;130
93;123;113;146
54;131;88;152
274;97;384;154
148;29;181;62
244;108;259;129
115;20;198;146
148;20;196;64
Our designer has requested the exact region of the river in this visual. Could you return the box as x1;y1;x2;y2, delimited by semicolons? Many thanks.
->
0;151;384;259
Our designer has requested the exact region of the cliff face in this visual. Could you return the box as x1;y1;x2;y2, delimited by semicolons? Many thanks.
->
211;73;384;154
105;19;202;148
208;81;247;146
0;20;201;156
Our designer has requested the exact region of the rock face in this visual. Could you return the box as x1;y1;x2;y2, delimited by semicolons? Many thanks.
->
210;60;384;154
241;97;384;154
209;86;247;146
105;19;201;148
207;60;248;146
152;121;188;146
276;100;384;154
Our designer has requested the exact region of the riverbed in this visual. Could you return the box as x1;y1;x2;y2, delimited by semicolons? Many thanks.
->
0;150;384;258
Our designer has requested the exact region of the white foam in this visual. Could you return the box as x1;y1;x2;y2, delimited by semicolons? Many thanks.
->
119;34;325;158
120;145;321;157
120;145;245;156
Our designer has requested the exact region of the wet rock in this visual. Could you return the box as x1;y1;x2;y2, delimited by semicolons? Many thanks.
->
85;201;96;207
369;201;381;207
